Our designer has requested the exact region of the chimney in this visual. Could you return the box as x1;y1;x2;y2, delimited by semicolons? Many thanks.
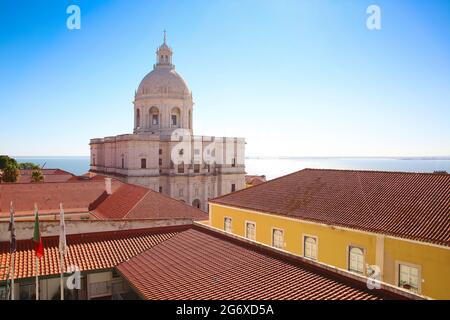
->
105;177;112;195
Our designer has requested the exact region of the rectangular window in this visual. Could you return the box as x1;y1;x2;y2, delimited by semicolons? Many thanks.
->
398;264;420;293
194;164;200;173
141;158;146;169
159;149;162;155
272;229;284;249
303;236;318;260
178;163;184;174
348;246;365;274
246;222;256;241
231;183;236;192
121;157;124;169
159;186;162;193
232;157;236;167
224;217;232;233
152;114;159;125
171;115;177;126
19;282;36;300
159;158;162;166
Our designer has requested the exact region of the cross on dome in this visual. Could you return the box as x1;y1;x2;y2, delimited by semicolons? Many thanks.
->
156;30;173;67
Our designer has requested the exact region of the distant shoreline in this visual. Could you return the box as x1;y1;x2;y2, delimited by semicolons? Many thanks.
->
13;155;450;161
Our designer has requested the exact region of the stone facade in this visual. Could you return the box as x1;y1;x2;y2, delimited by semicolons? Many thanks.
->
90;34;245;211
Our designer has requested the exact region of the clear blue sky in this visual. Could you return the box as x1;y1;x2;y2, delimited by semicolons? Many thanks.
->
1;0;449;157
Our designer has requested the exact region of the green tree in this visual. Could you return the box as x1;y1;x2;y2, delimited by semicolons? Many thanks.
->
31;169;44;182
19;162;40;170
0;155;18;170
1;163;19;182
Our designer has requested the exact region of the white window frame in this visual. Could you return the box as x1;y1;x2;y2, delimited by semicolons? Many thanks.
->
272;228;284;249
302;234;318;260
395;261;421;294
224;217;232;233
245;221;256;241
347;245;365;274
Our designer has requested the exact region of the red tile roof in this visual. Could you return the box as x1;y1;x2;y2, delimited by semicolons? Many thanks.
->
245;175;267;186
117;226;406;300
92;184;208;221
1;176;207;221
17;169;75;183
92;183;149;219
0;180;122;217
0;225;187;281
211;169;450;246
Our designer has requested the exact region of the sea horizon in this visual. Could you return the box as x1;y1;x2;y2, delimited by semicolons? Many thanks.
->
12;155;450;179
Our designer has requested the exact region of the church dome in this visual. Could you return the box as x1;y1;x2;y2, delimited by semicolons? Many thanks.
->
135;31;191;99
136;67;190;97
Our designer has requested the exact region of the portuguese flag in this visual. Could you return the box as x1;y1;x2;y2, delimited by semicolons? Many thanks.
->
33;208;43;258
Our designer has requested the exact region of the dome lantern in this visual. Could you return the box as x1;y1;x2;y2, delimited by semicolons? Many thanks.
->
155;30;173;68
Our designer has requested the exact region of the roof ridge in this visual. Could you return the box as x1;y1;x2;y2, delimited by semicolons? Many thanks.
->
211;168;310;202
303;167;450;176
211;167;449;203
122;189;152;219
142;185;205;213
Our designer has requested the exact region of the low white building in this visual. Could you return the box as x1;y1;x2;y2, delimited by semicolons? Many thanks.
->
90;33;246;211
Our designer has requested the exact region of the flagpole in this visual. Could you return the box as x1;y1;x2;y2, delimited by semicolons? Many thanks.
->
10;252;15;300
9;201;16;300
35;256;39;300
60;250;64;300
34;203;40;301
59;203;65;300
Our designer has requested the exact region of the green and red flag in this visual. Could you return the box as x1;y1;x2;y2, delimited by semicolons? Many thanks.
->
33;206;43;258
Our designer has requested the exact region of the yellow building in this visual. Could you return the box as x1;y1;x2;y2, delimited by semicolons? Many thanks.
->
208;169;450;300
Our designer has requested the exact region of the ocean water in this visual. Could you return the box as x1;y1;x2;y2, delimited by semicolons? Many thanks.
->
13;156;450;180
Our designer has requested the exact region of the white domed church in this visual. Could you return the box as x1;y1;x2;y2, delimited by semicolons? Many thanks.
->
90;33;246;211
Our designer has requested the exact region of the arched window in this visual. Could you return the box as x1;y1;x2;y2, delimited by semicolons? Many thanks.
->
192;199;201;209
150;106;159;127
349;246;364;274
136;109;141;129
188;110;192;129
171;107;181;128
304;236;317;260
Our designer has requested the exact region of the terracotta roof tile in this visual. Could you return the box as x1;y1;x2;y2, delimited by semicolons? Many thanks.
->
93;185;208;221
211;169;450;246
1;177;207;221
0;180;122;217
245;175;266;186
0;226;186;281
117;226;404;300
17;169;75;183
